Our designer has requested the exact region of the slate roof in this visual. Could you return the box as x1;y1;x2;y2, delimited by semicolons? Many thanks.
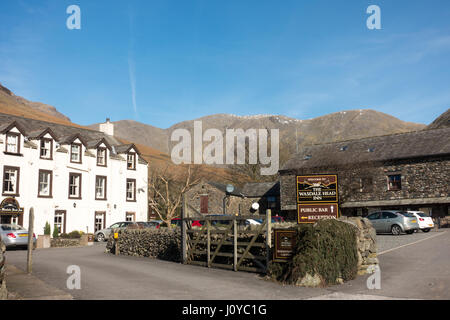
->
206;181;243;196
205;181;280;198
241;181;280;197
0;112;146;162
281;127;450;172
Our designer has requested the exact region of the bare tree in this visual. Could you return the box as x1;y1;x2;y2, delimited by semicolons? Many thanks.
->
148;165;201;228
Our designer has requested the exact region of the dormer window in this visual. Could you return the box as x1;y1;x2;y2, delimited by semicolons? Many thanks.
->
70;143;82;163
97;147;107;166
40;138;53;159
127;152;136;170
5;132;20;154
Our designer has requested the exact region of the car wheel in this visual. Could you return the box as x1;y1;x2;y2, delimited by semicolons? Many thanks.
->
422;228;431;233
391;225;402;235
405;230;414;234
96;233;105;242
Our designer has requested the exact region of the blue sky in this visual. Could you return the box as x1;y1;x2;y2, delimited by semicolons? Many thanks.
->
1;0;449;128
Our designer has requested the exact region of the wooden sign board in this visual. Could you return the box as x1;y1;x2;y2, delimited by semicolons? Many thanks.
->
296;175;338;203
273;229;297;262
297;203;339;224
0;197;24;215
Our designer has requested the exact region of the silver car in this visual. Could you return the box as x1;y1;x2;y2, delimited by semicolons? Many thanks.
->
367;211;420;235
94;221;136;242
0;224;37;249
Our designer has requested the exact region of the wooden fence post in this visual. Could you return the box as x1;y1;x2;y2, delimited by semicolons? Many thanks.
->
207;220;211;267
27;207;34;274
265;209;272;272
181;194;187;264
233;217;238;271
114;229;119;255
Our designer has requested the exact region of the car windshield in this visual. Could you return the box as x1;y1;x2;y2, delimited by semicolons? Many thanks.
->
367;213;380;220
398;212;415;218
1;224;25;231
109;223;121;228
416;212;429;217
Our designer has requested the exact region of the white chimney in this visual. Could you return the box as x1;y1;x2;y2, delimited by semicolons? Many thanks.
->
99;118;114;136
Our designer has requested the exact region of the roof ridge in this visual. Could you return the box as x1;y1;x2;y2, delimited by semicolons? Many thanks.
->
298;127;450;150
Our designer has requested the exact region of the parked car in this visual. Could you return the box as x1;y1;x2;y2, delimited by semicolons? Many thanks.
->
94;221;136;242
271;216;285;223
367;211;420;235
205;214;232;226
0;224;36;249
245;218;263;225
146;220;163;229
408;211;434;232
169;218;203;228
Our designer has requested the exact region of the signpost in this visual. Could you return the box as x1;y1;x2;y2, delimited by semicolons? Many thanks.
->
0;197;24;224
296;174;339;223
273;229;296;262
296;175;338;203
297;203;339;223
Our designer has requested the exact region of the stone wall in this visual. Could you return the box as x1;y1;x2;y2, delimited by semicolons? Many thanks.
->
272;217;378;278
0;239;7;300
280;156;450;214
51;238;81;247
106;228;181;262
185;182;281;217
338;216;378;275
185;183;229;216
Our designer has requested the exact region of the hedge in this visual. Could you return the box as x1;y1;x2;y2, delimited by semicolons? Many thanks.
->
268;219;358;287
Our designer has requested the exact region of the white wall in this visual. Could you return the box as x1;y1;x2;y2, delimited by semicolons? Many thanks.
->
0;128;148;235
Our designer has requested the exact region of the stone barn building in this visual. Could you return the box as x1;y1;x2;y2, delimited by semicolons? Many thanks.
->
184;181;280;217
279;127;450;219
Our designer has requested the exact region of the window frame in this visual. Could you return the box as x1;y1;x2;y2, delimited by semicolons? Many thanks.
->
68;172;82;199
387;174;402;191
94;211;106;232
38;169;53;198
96;147;107;167
359;177;374;193
2;166;20;196
125;212;136;222
54;210;66;234
126;178;136;202
39;138;53;160
70;143;82;164
95;175;107;200
5;132;21;155
127;152;136;170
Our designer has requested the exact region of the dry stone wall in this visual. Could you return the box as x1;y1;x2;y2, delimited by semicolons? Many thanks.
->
0;240;7;300
106;228;181;262
338;216;378;275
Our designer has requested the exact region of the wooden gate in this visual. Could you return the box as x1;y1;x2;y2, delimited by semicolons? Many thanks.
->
181;211;272;273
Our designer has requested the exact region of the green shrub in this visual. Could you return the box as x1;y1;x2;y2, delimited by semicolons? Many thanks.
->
268;219;358;286
44;222;51;235
59;231;82;239
52;226;59;239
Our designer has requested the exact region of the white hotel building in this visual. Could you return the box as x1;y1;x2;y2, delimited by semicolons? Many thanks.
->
0;113;148;235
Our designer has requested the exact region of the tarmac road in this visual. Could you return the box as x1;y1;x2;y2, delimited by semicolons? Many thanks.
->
4;230;449;300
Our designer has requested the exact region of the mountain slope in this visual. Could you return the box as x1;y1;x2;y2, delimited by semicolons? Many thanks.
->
427;108;450;129
0;83;71;122
91;110;426;165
